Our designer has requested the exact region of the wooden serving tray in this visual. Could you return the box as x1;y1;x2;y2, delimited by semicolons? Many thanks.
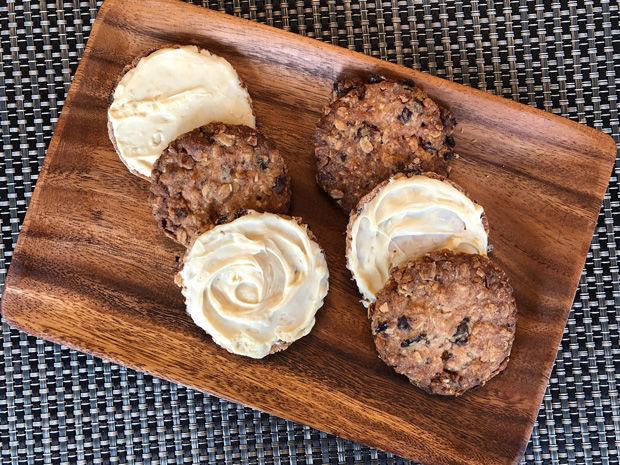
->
2;0;616;463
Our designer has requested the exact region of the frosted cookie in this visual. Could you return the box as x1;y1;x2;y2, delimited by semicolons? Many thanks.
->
346;173;488;306
369;250;516;396
108;45;255;178
176;211;329;359
150;123;291;246
315;76;456;211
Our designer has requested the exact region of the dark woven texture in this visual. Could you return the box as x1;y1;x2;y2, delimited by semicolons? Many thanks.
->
0;1;618;464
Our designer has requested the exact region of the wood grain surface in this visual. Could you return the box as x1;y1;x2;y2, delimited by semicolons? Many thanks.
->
1;0;616;463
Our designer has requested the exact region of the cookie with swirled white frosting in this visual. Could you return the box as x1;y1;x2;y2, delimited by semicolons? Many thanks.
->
176;211;329;359
314;76;456;212
346;172;488;306
150;123;291;246
370;250;516;396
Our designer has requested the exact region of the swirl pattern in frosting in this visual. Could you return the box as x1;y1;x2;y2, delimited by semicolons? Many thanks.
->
178;211;329;359
346;174;488;306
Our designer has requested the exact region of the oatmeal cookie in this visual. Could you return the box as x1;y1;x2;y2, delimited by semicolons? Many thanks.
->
369;250;516;396
176;211;329;359
346;172;489;306
315;76;456;211
108;45;255;179
150;123;291;246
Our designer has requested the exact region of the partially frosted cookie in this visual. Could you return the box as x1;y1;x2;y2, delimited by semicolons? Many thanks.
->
108;45;255;178
177;211;329;359
346;173;488;306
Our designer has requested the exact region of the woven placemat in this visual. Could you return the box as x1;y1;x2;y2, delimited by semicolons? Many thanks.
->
0;1;618;464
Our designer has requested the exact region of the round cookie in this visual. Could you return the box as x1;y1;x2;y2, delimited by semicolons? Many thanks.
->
346;172;489;306
369;250;516;396
108;45;255;179
150;123;291;246
314;76;456;211
176;211;329;359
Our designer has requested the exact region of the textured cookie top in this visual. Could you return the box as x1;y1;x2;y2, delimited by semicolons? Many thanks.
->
315;77;456;211
346;173;487;306
108;46;255;178
150;123;291;246
370;251;517;396
177;211;329;359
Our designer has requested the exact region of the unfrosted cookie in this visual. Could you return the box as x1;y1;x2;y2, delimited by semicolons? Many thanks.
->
176;211;329;359
108;45;255;178
150;123;291;246
314;76;456;211
369;250;517;396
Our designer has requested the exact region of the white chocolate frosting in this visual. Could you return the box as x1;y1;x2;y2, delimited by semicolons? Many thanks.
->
178;211;329;359
347;174;488;306
108;46;255;178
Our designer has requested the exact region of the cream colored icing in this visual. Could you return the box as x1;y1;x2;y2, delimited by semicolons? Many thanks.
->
108;46;255;178
347;175;488;306
178;211;329;359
